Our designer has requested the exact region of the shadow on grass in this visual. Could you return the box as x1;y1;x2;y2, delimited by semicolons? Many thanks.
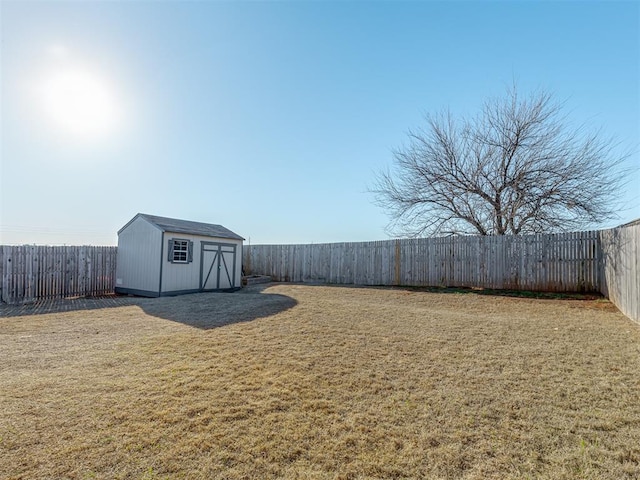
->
390;285;604;300
138;285;297;329
0;295;143;318
284;281;604;301
0;284;298;329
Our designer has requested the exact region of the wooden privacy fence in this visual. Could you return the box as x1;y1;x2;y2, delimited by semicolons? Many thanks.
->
244;231;601;292
599;222;640;323
0;245;117;304
244;225;640;323
1;224;637;323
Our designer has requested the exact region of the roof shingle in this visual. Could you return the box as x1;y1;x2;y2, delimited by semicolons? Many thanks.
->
122;213;244;240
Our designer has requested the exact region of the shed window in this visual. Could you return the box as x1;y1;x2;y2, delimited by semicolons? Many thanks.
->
168;238;193;264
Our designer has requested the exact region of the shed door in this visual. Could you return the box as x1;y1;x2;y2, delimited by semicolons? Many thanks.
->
200;242;237;291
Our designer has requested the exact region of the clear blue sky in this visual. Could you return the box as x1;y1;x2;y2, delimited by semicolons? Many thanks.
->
1;0;638;245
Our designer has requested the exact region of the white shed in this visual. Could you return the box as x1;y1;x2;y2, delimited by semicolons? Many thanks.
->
115;213;244;297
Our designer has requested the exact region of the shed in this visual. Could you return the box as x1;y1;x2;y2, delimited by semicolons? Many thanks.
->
115;213;244;297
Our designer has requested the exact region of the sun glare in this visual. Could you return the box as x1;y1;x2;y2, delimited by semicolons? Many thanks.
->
41;69;118;139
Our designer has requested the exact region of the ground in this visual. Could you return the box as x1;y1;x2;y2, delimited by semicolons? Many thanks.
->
1;284;639;479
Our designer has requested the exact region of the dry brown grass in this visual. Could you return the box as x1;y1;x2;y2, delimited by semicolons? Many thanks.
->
1;284;639;479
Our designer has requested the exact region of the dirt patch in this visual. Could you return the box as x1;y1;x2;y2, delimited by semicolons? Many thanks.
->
1;284;639;479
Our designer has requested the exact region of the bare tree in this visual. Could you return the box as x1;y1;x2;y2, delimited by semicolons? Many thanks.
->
373;87;629;236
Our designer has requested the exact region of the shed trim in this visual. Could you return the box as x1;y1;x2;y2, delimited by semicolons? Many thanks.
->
115;287;160;298
158;231;165;296
117;213;164;235
115;287;240;298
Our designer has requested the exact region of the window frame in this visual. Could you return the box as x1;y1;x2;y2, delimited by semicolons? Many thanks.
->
168;238;193;264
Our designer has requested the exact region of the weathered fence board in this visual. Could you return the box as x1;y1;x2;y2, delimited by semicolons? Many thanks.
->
0;245;117;304
244;231;603;293
599;222;640;323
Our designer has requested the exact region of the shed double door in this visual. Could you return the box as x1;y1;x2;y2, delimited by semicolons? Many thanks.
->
200;242;237;290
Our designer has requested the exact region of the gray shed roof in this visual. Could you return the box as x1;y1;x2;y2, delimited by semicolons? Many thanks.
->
119;213;244;240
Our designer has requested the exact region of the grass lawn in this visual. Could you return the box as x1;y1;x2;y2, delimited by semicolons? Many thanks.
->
1;284;639;479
